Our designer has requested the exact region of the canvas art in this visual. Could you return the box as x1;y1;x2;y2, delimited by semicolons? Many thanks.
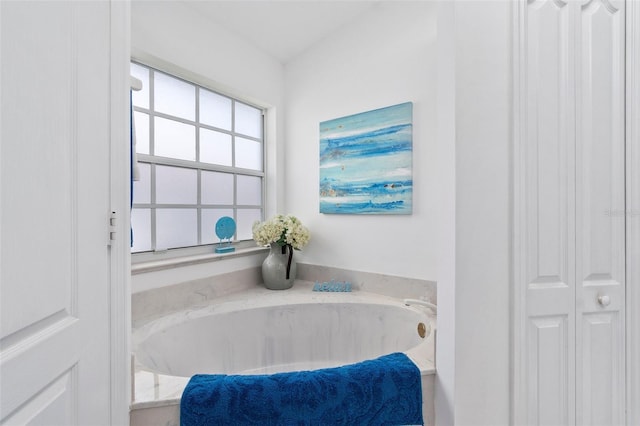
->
319;102;413;214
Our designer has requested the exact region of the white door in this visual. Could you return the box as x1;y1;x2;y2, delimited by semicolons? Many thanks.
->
514;0;627;424
1;1;114;424
574;1;626;424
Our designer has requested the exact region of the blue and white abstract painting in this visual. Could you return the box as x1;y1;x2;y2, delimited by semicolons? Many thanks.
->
319;102;413;214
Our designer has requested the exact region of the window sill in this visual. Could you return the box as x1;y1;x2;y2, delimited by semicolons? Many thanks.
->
131;246;268;275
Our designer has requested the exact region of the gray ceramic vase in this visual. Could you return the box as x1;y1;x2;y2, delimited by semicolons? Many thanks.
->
262;243;297;290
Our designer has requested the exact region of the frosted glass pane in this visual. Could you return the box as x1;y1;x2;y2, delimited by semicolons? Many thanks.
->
154;71;195;121
200;128;232;166
133;163;151;204
133;112;149;154
156;209;197;249
235;102;262;138
235;137;262;171
154;117;195;161
130;63;149;109
201;171;233;205
236;209;261;240
200;89;231;130
155;165;197;204
236;175;262;206
131;208;152;252
202;208;234;244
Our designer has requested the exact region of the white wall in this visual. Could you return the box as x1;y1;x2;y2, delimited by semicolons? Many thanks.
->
130;1;286;292
131;1;284;114
284;2;438;280
435;2;457;424
452;1;512;425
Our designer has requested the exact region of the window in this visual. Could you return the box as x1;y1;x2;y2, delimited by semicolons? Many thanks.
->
130;62;264;253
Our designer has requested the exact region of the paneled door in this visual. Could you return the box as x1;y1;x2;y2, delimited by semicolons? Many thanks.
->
574;1;626;423
1;1;115;424
513;0;627;424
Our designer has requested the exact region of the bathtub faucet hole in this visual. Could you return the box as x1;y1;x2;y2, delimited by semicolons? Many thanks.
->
403;298;437;313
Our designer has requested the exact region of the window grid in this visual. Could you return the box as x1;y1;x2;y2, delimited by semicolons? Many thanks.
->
131;62;264;253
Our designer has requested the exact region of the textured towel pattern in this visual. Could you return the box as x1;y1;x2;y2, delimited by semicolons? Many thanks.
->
180;352;423;426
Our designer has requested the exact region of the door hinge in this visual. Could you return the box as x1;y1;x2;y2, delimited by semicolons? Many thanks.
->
108;211;117;245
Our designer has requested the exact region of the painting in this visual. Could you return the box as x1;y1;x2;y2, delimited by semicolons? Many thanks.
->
319;102;413;214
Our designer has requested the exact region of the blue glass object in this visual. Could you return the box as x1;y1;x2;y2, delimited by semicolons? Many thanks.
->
215;216;236;253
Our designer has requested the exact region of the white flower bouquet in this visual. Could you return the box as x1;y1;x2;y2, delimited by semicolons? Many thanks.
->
252;214;310;250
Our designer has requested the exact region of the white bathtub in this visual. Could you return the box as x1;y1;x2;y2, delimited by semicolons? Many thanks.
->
131;285;436;425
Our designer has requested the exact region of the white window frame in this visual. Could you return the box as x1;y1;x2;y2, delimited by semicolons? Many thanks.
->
130;61;265;260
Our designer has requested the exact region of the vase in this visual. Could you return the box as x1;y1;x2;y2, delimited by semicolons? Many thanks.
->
262;243;297;290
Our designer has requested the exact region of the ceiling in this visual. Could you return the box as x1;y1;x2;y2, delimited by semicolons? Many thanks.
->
179;1;382;64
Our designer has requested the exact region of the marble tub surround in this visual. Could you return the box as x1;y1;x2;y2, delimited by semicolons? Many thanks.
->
132;263;437;327
131;282;436;426
297;263;437;304
131;372;434;426
132;266;261;327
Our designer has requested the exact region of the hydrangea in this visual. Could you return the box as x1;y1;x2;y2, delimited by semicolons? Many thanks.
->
252;214;310;250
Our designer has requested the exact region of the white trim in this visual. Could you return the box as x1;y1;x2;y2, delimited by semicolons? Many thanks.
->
511;2;526;423
131;246;267;275
626;2;640;424
434;1;456;424
109;0;131;424
130;76;142;91
131;239;262;264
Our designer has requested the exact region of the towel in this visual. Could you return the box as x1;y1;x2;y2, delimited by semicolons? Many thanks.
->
180;352;423;426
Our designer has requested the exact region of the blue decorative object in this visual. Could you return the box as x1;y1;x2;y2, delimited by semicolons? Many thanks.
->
214;216;235;253
180;352;423;426
313;279;352;292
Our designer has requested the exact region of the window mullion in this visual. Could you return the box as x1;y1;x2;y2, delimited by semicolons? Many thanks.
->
231;99;237;227
196;86;202;246
150;164;157;252
136;154;264;178
260;111;265;223
149;69;157;251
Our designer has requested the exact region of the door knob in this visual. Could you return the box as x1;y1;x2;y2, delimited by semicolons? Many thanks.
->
598;294;611;307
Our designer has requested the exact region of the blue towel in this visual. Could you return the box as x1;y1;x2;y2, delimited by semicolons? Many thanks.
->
180;352;423;426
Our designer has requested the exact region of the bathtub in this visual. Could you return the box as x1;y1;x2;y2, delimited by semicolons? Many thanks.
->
131;284;436;426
